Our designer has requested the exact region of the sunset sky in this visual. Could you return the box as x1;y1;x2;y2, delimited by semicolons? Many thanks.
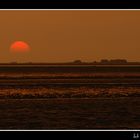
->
0;10;140;63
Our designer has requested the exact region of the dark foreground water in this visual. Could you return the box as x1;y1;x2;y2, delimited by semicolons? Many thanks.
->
0;65;140;129
0;98;140;129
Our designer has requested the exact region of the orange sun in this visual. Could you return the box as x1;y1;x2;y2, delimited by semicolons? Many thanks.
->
10;41;30;53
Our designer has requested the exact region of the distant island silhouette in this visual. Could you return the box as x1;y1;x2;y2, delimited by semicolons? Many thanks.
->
0;59;140;65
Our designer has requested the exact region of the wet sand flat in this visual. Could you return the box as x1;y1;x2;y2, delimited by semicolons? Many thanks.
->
0;65;140;129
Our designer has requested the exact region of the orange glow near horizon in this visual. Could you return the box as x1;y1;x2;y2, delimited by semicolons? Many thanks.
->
10;41;30;53
0;10;139;62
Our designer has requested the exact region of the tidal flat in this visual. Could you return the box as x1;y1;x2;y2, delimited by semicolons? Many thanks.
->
0;65;140;129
